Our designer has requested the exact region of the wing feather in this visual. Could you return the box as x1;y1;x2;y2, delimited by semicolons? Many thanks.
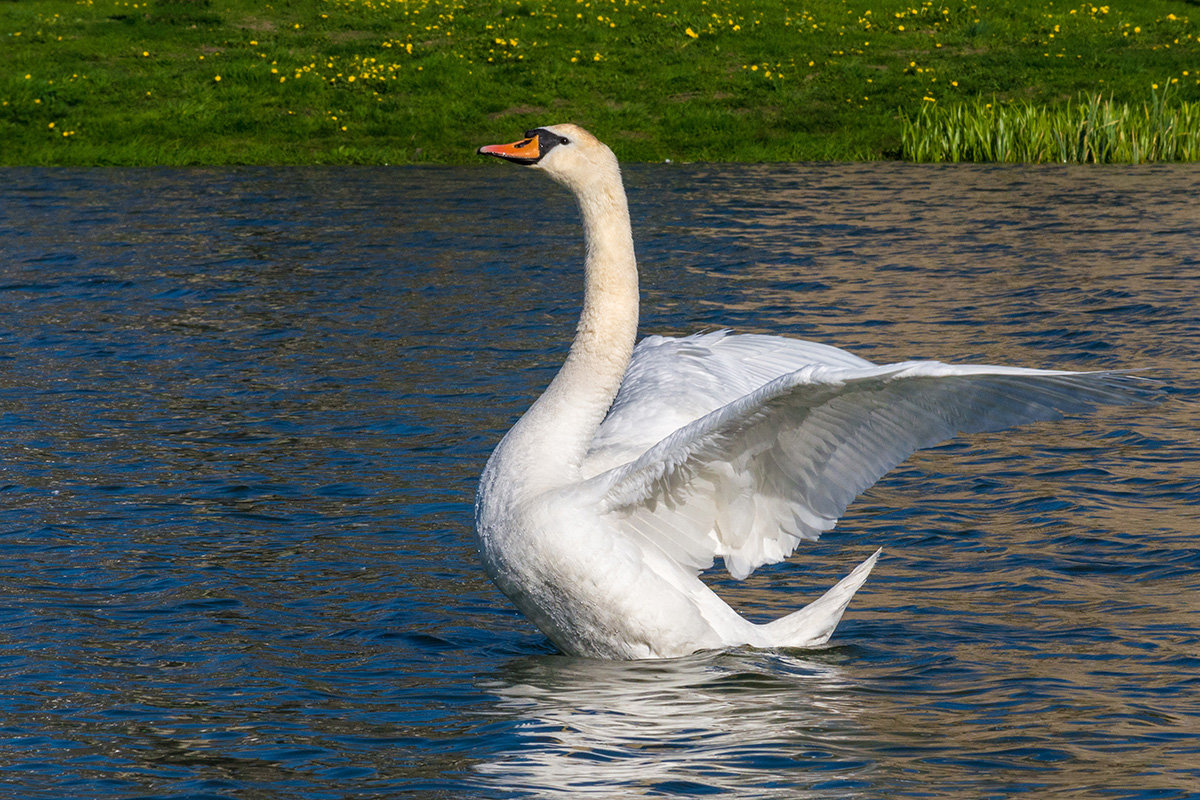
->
582;331;875;476
578;362;1154;580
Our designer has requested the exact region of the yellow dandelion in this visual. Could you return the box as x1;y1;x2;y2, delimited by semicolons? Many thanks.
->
214;75;222;82
685;27;698;39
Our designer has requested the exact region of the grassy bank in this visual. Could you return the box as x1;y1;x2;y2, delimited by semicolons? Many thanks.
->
2;0;1199;165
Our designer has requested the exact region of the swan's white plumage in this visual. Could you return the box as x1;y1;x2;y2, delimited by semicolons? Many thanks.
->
474;123;1150;660
585;360;1144;580
583;330;875;476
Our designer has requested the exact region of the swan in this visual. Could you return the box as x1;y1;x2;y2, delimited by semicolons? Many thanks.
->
474;124;1148;660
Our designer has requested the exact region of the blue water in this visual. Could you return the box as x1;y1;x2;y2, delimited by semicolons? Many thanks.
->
1;163;1198;799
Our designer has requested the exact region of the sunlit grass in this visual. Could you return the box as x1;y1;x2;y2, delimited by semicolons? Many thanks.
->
901;87;1200;162
1;0;1199;164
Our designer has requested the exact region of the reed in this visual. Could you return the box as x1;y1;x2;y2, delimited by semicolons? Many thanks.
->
901;88;1200;163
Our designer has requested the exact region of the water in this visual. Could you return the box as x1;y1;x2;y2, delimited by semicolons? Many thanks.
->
0;163;1197;799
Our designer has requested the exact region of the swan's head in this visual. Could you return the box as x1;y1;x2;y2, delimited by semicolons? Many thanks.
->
477;124;619;194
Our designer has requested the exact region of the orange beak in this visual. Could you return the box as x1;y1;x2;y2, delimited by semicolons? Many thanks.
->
477;135;542;165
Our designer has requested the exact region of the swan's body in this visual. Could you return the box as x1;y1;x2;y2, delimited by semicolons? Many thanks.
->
475;124;1147;660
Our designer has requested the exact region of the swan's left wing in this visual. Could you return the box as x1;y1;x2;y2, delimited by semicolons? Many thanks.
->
583;330;875;475
576;361;1153;579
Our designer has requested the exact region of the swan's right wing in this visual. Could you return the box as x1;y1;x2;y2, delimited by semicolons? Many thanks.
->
576;361;1154;580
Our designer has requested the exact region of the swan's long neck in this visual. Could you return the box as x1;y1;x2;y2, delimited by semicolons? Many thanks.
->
497;167;638;490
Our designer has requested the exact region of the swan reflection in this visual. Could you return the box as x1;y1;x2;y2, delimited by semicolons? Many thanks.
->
475;648;871;797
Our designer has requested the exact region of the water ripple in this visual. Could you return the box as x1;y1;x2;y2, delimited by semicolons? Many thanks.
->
0;165;1196;799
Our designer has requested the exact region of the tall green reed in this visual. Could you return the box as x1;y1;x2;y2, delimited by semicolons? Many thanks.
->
901;87;1200;163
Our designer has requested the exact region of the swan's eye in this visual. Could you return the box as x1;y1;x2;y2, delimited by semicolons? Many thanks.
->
525;128;571;159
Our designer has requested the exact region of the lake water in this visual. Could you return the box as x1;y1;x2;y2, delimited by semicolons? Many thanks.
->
0;162;1197;799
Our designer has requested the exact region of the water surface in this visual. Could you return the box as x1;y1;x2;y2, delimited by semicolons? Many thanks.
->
1;163;1198;799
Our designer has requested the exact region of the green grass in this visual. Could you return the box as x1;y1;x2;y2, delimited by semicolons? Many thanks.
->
1;0;1199;164
902;87;1200;162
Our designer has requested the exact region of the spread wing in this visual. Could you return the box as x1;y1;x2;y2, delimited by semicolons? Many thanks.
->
574;361;1153;579
582;331;875;476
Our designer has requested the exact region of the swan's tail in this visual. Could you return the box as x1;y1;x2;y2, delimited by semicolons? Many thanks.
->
762;549;881;648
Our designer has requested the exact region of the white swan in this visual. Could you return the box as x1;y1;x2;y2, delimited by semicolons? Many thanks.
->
475;124;1147;660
